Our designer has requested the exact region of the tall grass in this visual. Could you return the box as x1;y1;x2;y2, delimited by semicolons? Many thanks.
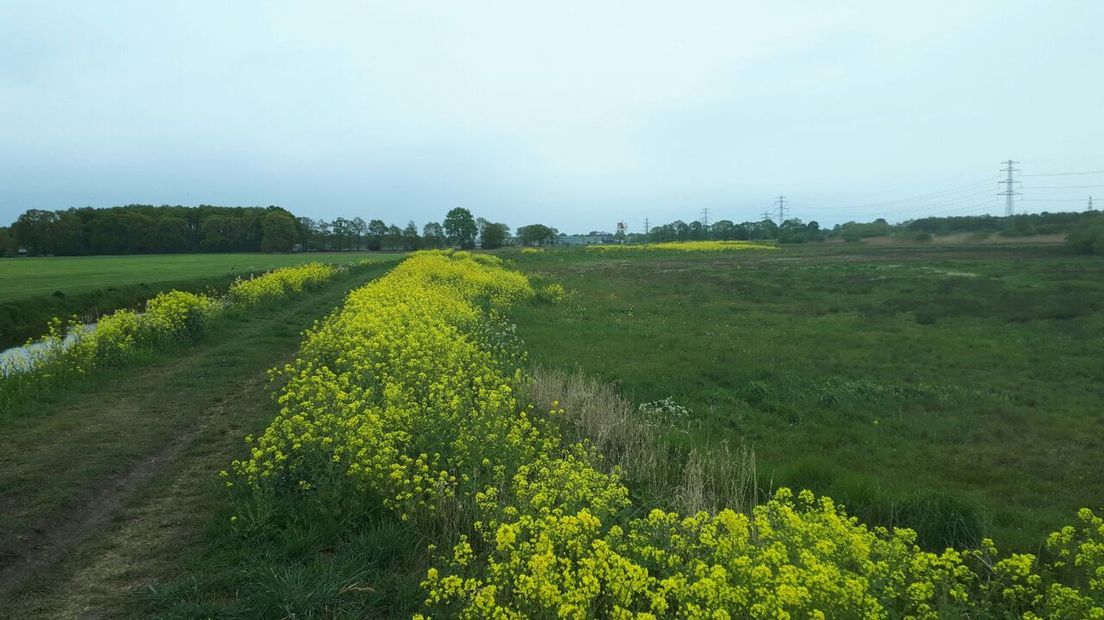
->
526;366;759;516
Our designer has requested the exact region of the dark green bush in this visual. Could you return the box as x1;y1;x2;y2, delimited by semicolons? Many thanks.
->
1066;222;1104;255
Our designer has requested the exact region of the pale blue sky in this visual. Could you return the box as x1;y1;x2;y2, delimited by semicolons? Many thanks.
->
1;1;1101;231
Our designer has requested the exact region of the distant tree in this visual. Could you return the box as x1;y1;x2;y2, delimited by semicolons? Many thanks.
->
351;217;367;250
200;214;240;251
317;219;333;251
747;219;778;240
422;221;445;249
710;220;735;240
297;217;317;250
261;211;299;252
331;217;351;251
402;221;421;251
151;215;189;252
12;209;59;255
671;220;690;241
50;209;88;255
480;222;509;249
0;226;13;256
517;224;557;246
367;219;387;251
688;220;706;240
385;224;403;250
443;207;478;249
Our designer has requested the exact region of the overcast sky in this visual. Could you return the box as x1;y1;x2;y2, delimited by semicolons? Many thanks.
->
1;1;1101;232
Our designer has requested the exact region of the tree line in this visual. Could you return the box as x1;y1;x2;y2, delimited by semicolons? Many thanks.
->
1;205;301;256
832;210;1103;242
640;210;1103;245
637;218;824;244
295;208;513;252
0;205;519;257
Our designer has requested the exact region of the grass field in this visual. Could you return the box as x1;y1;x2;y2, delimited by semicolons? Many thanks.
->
509;242;1104;551
0;252;399;301
0;252;403;349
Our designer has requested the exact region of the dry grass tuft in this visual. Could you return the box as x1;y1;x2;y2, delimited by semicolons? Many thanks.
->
527;366;759;516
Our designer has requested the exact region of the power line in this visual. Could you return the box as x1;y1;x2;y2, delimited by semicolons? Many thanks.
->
998;160;1021;216
822;177;999;212
873;187;1000;215
895;199;1004;220
1021;170;1104;177
1024;184;1104;189
775;195;788;225
700;208;709;227
1020;198;1091;202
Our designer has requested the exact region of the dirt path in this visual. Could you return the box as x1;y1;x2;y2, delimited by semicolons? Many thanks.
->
0;266;391;614
0;367;271;599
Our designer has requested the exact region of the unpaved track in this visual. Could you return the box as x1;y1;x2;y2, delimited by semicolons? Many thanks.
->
0;365;269;601
0;421;207;598
0;266;391;613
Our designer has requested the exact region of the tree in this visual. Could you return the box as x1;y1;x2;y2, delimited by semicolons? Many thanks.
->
351;217;367;250
332;217;351;251
317;220;333;251
688;220;706;240
480;222;509;249
297;217;318;250
422;221;445;249
443;207;478;249
402;221;421;251
517;224;556;246
711;220;736;240
367;219;387;251
261;211;298;252
385;224;403;250
12;209;59;255
151;215;189;253
0;226;14;256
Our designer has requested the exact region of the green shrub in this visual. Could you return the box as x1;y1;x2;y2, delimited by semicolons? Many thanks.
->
1066;222;1104;255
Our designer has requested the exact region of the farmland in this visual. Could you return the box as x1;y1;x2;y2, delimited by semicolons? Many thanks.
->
509;242;1104;550
2;243;1103;618
0;252;403;348
0;252;394;300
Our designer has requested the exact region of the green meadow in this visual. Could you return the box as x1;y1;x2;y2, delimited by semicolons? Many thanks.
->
0;252;402;348
0;252;399;301
509;242;1104;550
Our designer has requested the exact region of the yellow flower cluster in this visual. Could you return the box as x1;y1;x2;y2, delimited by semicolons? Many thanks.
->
35;289;222;375
228;250;1102;618
227;262;338;306
586;241;776;253
233;251;541;523
425;492;1103;618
